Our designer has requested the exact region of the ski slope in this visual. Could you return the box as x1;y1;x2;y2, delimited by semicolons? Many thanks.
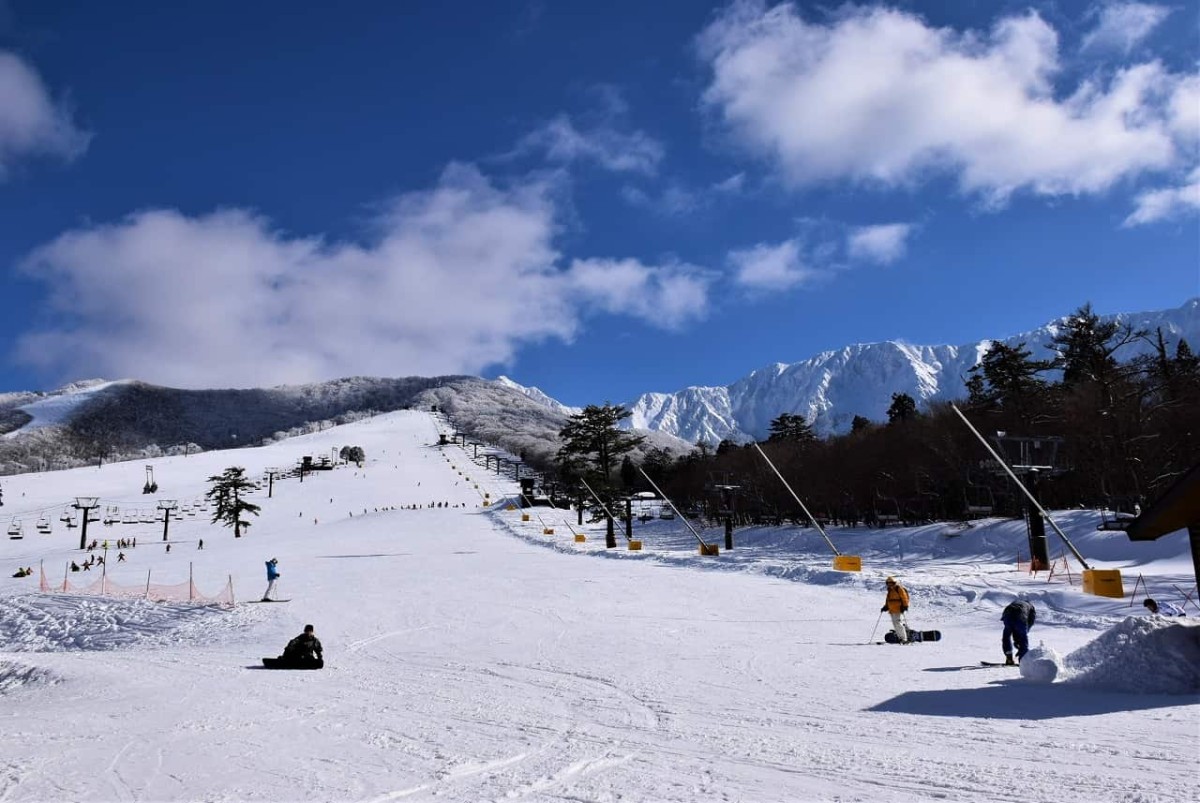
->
0;410;1196;802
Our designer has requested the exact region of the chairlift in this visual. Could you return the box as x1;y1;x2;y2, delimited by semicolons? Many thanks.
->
963;470;995;519
59;507;72;523
1097;496;1139;531
36;515;51;533
873;490;901;525
659;507;675;520
8;518;23;538
143;466;157;495
65;515;77;529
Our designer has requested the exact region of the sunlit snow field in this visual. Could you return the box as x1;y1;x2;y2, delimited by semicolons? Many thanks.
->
0;410;1196;802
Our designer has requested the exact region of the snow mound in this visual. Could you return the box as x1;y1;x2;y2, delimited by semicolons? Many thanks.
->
1019;643;1061;683
0;660;61;694
1062;616;1200;694
0;594;260;653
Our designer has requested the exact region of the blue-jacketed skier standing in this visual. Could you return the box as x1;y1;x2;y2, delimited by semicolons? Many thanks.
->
263;558;280;601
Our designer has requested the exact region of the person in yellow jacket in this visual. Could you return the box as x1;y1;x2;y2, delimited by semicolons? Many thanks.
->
881;577;910;643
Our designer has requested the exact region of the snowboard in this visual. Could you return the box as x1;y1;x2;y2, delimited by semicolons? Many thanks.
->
249;599;291;603
980;661;1018;667
884;629;942;644
262;657;324;670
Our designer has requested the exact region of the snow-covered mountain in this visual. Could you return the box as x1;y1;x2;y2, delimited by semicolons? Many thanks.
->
620;298;1200;443
494;376;582;417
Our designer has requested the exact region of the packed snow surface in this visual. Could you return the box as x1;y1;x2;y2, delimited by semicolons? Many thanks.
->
0;409;1196;801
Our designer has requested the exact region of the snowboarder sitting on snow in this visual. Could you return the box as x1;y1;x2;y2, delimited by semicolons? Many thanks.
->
1143;598;1186;617
1001;600;1036;665
881;577;910;644
281;624;322;665
11;567;29;578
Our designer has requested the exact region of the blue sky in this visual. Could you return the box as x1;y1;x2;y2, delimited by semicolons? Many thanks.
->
0;0;1197;406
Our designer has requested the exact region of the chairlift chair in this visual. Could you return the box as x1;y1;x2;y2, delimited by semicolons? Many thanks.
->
59;507;72;523
8;518;22;538
36;515;51;533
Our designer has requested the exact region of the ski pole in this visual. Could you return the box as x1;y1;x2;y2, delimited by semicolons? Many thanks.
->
867;609;885;644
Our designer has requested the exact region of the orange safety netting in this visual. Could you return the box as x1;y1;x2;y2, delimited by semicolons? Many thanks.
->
39;564;236;606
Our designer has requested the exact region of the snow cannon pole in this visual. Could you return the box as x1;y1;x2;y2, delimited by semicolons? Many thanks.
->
578;478;629;543
519;492;555;535
636;468;713;552
752;443;842;558
950;403;1091;571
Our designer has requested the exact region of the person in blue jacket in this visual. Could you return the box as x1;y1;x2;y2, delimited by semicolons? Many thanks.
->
1001;600;1036;665
1143;598;1186;616
262;557;280;601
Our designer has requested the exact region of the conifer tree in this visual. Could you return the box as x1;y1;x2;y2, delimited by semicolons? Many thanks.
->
767;412;817;444
886;392;918;424
557;403;645;483
205;466;261;538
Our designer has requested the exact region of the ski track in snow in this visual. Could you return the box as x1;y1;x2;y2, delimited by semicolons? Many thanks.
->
0;409;1194;801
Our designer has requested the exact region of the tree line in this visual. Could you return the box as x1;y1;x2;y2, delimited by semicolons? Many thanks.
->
549;304;1200;527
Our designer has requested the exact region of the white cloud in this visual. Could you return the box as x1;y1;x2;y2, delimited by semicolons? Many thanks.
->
729;239;817;290
1081;3;1170;54
566;257;712;328
16;164;711;387
713;172;746;193
515;114;664;175
846;223;912;264
1124;166;1200;225
621;183;701;216
0;50;89;177
697;2;1196;204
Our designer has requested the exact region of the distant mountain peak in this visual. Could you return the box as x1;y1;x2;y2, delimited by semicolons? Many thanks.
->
610;297;1198;444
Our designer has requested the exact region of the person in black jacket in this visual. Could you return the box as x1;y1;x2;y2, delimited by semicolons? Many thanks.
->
282;624;323;665
1001;600;1036;665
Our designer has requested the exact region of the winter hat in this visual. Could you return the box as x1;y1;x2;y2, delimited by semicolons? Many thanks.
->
886;576;896;584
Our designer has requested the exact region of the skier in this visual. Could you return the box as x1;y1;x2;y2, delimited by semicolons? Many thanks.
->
1143;598;1186;616
281;624;322;666
1001;599;1036;665
262;557;280;601
881;577;910;644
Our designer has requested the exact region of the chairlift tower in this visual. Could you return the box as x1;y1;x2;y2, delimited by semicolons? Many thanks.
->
157;499;178;542
989;433;1065;570
73;496;99;551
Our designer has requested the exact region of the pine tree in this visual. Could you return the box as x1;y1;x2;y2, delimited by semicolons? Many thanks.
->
966;341;1050;418
205;466;261;538
557;403;645;483
1049;302;1144;391
767;412;817;444
886;392;918;424
850;415;873;434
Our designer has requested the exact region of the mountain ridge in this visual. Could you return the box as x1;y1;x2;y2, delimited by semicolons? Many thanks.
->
613;298;1199;442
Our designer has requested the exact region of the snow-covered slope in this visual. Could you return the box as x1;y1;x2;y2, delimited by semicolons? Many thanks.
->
1;380;129;440
494;375;582;417
0;410;1195;801
626;298;1200;442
